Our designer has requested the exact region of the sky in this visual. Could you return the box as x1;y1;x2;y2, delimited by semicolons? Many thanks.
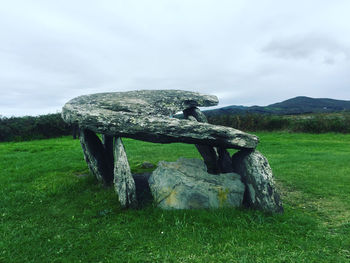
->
1;0;350;117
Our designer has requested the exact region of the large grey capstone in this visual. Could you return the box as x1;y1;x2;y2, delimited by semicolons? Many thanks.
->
148;158;245;209
232;150;283;213
64;89;219;116
62;90;259;150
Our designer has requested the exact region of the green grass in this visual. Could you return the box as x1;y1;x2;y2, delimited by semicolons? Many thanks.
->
0;133;349;262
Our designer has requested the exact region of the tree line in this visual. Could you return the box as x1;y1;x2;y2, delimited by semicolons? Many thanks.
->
0;113;72;142
206;112;350;133
1;112;349;142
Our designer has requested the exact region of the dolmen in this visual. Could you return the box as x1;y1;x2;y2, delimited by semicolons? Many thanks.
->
62;90;283;213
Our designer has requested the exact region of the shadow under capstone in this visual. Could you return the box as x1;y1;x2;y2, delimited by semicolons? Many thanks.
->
132;173;153;208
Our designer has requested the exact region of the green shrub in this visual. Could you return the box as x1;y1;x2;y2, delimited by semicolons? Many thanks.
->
0;113;72;142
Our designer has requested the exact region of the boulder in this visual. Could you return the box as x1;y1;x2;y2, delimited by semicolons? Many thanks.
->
148;158;245;209
232;150;283;213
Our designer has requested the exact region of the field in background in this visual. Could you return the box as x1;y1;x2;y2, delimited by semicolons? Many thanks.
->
1;133;350;262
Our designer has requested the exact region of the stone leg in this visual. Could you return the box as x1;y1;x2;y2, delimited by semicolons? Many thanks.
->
217;147;234;173
114;137;137;208
79;129;114;185
194;145;220;174
183;107;233;174
231;149;283;213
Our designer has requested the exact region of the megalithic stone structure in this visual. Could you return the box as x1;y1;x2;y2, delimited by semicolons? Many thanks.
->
62;90;283;213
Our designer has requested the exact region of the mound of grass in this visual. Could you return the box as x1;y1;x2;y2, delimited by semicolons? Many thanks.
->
0;133;349;262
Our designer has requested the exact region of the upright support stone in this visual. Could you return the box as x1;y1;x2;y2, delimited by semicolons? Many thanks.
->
183;107;234;174
114;137;137;208
194;144;220;174
79;129;114;185
232;149;283;213
217;147;234;173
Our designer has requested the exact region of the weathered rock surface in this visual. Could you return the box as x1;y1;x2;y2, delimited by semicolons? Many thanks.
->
113;137;137;208
63;90;219;117
148;158;245;209
231;150;283;213
62;90;259;150
79;129;113;185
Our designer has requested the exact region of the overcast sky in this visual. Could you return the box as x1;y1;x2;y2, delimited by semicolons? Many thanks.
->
1;0;350;117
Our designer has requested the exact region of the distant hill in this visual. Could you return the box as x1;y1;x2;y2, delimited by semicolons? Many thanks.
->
204;96;350;116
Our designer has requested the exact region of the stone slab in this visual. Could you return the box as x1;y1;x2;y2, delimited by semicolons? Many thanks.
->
62;90;259;150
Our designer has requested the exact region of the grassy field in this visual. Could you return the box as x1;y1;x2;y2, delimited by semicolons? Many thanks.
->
0;132;349;262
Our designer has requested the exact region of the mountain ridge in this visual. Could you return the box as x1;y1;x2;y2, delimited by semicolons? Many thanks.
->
204;96;350;116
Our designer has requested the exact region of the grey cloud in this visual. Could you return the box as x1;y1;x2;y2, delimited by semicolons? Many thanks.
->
262;35;350;64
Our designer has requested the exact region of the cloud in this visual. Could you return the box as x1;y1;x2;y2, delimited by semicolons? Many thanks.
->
1;0;350;116
262;34;350;64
